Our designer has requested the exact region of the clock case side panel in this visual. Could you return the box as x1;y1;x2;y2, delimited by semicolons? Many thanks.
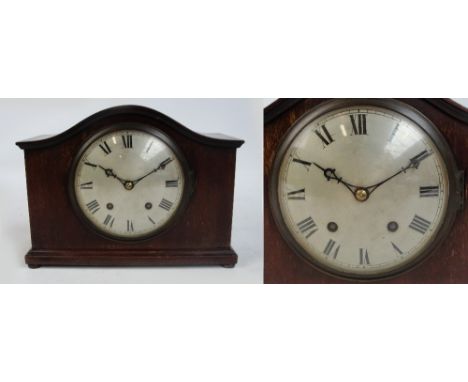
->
17;106;244;268
264;98;468;284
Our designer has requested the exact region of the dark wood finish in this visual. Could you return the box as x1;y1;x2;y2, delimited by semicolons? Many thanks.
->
264;98;468;283
17;105;244;268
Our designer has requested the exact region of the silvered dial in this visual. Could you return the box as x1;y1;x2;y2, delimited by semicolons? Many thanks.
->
73;128;186;239
275;104;452;279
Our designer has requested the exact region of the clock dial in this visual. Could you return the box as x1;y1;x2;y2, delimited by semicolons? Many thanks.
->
73;128;187;240
272;103;454;279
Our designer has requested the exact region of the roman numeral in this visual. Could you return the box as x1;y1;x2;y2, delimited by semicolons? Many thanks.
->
127;220;134;232
166;180;179;188
292;158;312;168
420;186;439;198
84;161;97;168
160;158;173;169
391;242;403;255
409;214;431;234
297;217;318;238
389;123;399;142
359;248;370;265
145;141;154;153
350;114;367;135
315;125;334;146
99;141;112;155
148;216;156;225
103;214;115;228
287;188;305;200
80;181;93;190
410;150;432;169
159;198;173;211
324;239;340;259
122;134;133;148
86;200;100;214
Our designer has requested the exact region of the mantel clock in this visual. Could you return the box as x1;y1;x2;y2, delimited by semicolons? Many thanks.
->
17;105;244;268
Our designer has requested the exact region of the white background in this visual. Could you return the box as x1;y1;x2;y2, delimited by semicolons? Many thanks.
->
1;1;468;382
0;99;263;283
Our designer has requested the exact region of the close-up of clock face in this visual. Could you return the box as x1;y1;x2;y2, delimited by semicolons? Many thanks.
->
270;99;460;280
72;126;189;240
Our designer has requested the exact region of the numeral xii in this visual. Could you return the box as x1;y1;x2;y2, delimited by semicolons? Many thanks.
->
122;134;133;149
350;114;367;135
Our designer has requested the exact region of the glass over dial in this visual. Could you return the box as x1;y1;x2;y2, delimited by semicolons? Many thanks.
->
73;127;187;240
274;103;453;279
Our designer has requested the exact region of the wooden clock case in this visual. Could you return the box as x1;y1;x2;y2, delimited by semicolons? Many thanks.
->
17;105;244;268
264;99;468;283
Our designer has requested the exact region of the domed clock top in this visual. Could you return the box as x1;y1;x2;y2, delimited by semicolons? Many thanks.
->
17;105;244;268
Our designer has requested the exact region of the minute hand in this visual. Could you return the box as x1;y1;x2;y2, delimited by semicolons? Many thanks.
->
132;157;174;186
365;150;432;195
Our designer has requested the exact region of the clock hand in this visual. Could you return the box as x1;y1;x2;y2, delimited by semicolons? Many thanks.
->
132;157;174;186
312;162;359;196
97;165;127;186
364;150;433;196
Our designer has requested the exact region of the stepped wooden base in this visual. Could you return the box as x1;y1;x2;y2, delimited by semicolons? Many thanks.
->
25;248;238;268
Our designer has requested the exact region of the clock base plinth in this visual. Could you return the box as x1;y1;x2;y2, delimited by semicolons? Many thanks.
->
25;248;238;268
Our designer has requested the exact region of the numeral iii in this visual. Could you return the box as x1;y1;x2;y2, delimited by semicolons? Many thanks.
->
165;180;179;188
420;186;439;198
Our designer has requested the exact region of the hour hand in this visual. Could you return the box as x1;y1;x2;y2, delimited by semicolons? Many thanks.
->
98;165;126;185
313;162;343;183
313;162;358;195
313;162;336;181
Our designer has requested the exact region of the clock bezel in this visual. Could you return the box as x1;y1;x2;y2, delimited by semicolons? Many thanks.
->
69;123;194;242
269;98;462;281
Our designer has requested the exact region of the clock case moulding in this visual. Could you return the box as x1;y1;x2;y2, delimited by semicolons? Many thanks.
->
17;105;244;268
264;98;467;283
